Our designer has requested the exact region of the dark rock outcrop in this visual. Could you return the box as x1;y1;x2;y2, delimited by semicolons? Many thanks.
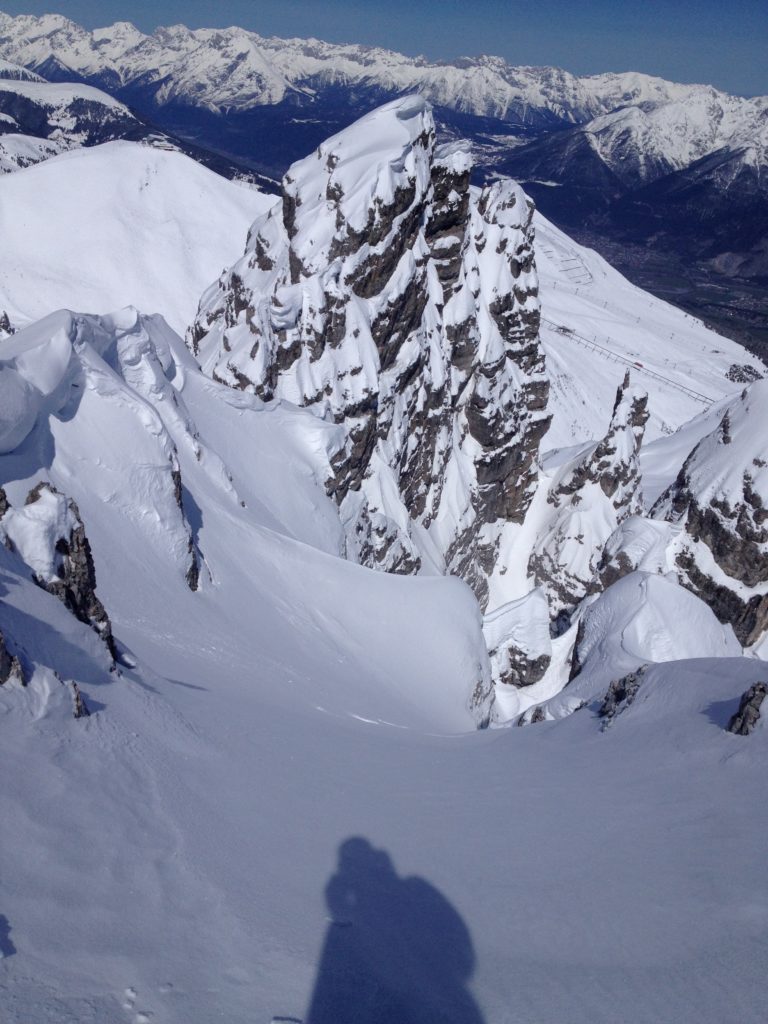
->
0;310;15;337
599;665;647;726
24;483;116;658
0;626;23;686
71;681;91;719
171;466;201;592
727;682;767;735
653;380;768;647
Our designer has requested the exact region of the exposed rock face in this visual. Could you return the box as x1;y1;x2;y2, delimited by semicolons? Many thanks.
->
3;483;116;657
599;665;647;725
0;486;8;520
529;372;648;620
727;682;767;735
0;310;15;338
191;97;549;606
0;626;23;685
484;588;552;688
726;364;762;384
71;681;91;719
652;380;768;646
171;466;200;592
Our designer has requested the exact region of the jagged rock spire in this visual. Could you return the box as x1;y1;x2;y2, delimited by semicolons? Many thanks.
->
190;96;549;606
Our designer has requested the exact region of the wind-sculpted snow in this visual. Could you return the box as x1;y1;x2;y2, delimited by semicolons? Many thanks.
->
0;365;40;451
192;96;548;607
0;302;492;730
0;310;201;594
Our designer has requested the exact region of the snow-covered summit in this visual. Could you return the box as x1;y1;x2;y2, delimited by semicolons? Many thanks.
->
0;70;141;172
0;9;763;128
283;94;434;275
191;96;547;609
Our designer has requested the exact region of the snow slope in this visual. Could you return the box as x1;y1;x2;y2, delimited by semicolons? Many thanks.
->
0;303;765;1018
0;55;44;81
0;95;766;1024
1;534;766;1023
534;212;764;448
0;131;64;171
0;141;273;335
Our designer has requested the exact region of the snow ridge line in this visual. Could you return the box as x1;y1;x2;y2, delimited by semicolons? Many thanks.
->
541;317;716;406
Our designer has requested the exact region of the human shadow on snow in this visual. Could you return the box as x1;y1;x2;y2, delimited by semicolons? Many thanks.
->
304;837;485;1024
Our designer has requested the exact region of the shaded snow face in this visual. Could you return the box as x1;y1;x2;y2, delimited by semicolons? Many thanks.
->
191;96;548;608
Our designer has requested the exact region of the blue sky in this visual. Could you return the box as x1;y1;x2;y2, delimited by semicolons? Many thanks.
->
2;1;766;96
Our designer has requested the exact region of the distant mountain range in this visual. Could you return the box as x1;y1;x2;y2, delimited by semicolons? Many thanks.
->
0;10;766;348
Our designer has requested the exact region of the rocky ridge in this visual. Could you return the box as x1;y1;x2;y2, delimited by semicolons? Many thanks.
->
529;371;649;620
651;381;768;646
0;92;765;726
191;96;548;607
191;97;768;701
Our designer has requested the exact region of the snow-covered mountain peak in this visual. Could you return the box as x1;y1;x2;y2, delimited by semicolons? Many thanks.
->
192;97;547;608
284;95;434;275
1;10;764;123
671;379;768;512
91;20;144;53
